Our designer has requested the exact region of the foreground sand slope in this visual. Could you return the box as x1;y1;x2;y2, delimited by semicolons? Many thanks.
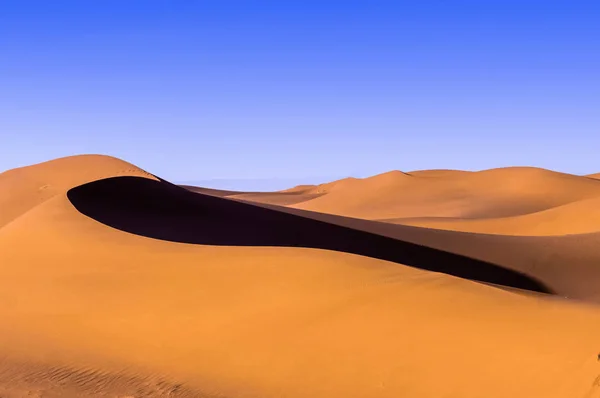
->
288;167;600;222
1;155;600;397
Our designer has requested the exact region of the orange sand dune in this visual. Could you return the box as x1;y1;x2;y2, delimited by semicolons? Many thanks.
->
587;173;600;180
380;195;600;235
290;167;600;220
407;168;472;177
228;191;324;206
2;155;600;397
180;184;324;206
279;184;317;193
246;199;600;302
0;154;154;228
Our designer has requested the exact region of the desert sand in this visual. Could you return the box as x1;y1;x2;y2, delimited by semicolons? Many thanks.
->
1;155;600;397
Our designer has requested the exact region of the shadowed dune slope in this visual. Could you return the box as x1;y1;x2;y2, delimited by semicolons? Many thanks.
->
381;195;600;236
67;176;546;293
290;167;600;220
241;200;600;302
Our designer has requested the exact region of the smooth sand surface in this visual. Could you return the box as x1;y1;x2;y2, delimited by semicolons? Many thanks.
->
180;184;324;206
0;154;154;228
243;200;600;302
407;168;473;178
380;196;600;235
2;155;600;397
290;167;600;221
587;173;600;180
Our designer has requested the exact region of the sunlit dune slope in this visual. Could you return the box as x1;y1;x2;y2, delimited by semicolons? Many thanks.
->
587;173;600;180
0;154;154;228
279;184;317;193
0;157;600;396
228;191;325;206
247;201;600;302
407;168;472;178
381;195;600;235
290;167;600;220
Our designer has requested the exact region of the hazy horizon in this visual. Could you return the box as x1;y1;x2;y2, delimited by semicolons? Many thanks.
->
2;1;599;188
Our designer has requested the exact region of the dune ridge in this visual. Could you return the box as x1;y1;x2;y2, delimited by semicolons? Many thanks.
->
2;155;600;397
68;176;548;292
380;195;600;235
587;173;600;180
0;154;154;228
290;166;600;221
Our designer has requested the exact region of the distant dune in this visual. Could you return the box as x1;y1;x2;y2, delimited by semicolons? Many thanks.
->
407;168;473;178
289;167;600;221
2;155;600;397
381;196;600;235
587;172;600;180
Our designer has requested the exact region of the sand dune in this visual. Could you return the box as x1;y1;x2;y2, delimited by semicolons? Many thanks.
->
380;195;600;235
228;191;324;206
2;155;600;397
0;154;154;228
245;199;600;302
587;173;600;180
407;168;473;178
290;167;600;221
180;184;324;206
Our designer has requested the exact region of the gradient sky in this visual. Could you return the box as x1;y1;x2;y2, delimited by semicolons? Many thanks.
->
1;1;599;189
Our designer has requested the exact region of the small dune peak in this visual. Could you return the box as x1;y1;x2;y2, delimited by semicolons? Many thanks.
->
360;170;413;187
471;166;587;183
308;177;359;193
367;170;412;179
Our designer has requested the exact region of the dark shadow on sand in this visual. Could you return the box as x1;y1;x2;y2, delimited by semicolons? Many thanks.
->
67;176;552;294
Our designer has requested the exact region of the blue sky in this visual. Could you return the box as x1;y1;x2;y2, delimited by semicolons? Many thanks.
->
1;0;599;189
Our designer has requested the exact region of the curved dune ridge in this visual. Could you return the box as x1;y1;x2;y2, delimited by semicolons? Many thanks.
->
67;176;547;292
381;196;600;235
180;185;324;206
0;154;155;228
1;155;600;397
587;172;600;180
221;167;600;236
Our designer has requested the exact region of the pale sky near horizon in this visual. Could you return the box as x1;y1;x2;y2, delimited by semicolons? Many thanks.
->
1;1;599;190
